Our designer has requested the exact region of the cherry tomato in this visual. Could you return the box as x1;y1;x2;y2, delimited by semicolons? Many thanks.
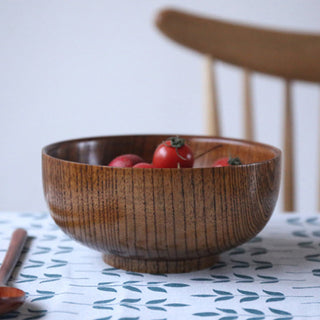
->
152;136;194;168
212;156;242;167
133;162;154;168
108;154;144;167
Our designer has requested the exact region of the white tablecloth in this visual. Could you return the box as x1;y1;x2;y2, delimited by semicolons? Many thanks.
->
0;212;319;320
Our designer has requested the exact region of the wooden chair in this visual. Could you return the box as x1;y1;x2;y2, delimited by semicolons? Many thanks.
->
155;8;320;212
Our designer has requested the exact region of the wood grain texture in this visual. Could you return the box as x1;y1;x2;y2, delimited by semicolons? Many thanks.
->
0;229;27;286
155;8;320;82
0;229;27;315
42;135;281;273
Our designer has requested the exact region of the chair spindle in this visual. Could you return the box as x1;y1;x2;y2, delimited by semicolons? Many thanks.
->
243;69;254;140
283;80;295;212
204;55;220;136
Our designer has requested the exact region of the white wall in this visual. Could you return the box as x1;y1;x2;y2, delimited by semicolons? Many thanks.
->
1;0;320;213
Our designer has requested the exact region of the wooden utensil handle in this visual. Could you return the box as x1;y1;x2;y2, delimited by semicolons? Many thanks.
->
0;228;27;285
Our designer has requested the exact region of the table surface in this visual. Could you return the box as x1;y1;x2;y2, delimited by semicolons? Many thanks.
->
0;211;319;320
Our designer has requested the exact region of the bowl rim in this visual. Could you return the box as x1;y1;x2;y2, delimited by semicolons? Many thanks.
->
42;134;281;169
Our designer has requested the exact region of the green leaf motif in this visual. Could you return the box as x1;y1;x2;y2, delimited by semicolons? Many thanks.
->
164;283;189;287
312;230;320;237
102;272;121;277
0;311;21;319
213;289;232;295
248;236;262;243
33;246;51;255
120;298;141;304
211;275;230;283
40;273;62;283
298;241;314;248
263;290;284;296
191;294;215;298
305;254;320;262
92;306;113;310
147;306;166;312
209;261;227;269
253;260;273;270
266;297;285;303
191;278;212;281
36;290;55;295
31;294;55;302
240;296;259;303
125;271;144;277
193;312;219;317
40;234;57;241
21;315;47;320
24;259;45;269
120;304;140;311
55;246;74;255
94;298;116;304
269;307;292;316
97;286;117;292
48;259;68;268
103;267;119;271
217;308;237;314
164;303;189;307
123;285;142;293
229;248;246;255
250;248;267;256
147;286;167;293
292;230;308;238
17;273;38;283
93;299;115;310
312;269;320;277
238;289;258;296
306;217;320;225
257;275;279;284
287;217;302;226
243;308;264;315
231;259;250;269
238;289;259;303
146;299;167;304
215;296;234;302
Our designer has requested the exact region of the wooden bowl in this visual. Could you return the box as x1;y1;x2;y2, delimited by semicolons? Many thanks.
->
42;135;281;273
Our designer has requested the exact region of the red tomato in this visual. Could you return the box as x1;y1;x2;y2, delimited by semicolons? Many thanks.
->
212;156;242;167
152;137;194;168
133;162;154;168
108;154;144;167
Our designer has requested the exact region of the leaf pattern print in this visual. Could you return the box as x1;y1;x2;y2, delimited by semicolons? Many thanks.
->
238;289;259;303
212;289;234;302
31;290;55;302
263;290;285;303
1;212;320;319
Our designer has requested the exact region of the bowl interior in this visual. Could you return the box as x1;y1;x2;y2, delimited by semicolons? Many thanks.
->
43;135;279;167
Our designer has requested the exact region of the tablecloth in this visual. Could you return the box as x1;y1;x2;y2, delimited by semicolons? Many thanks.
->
0;212;319;320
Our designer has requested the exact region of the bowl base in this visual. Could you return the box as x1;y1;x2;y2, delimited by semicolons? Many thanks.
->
103;253;220;274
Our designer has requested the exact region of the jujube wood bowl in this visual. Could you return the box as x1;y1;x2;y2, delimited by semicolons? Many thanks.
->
42;135;281;273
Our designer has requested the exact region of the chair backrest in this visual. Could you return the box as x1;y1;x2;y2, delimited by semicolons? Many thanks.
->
155;8;320;212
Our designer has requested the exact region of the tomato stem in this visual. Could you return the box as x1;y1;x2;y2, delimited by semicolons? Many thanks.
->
169;136;185;148
162;136;188;161
228;157;242;165
194;144;223;160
